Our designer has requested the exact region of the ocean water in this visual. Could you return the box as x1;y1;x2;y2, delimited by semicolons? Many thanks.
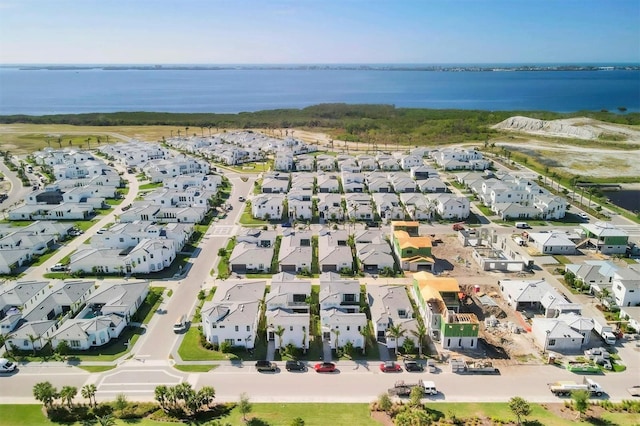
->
0;67;638;115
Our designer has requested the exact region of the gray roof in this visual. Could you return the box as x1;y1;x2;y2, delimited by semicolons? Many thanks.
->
85;281;149;312
368;285;414;327
0;280;49;307
212;281;266;304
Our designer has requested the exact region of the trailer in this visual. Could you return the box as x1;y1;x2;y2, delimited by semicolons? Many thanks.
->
549;377;604;397
388;380;438;397
450;358;500;375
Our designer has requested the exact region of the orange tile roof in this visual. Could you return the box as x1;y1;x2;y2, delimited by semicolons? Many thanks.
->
394;230;432;249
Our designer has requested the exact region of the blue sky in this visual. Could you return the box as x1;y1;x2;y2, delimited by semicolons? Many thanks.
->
1;0;638;64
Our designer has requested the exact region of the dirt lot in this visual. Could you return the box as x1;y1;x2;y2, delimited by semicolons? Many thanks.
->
429;233;544;365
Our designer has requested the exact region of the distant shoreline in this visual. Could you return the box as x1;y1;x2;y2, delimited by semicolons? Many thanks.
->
3;64;640;72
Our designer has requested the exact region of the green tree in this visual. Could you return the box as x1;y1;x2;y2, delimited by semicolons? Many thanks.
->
155;385;169;411
81;384;97;407
572;389;590;420
290;418;305;426
55;340;70;356
377;393;392;413
59;386;77;407
33;381;58;408
27;334;39;356
114;393;128;412
239;392;252;423
509;396;531;426
359;322;370;355
387;324;406;356
198;385;216;409
275;325;286;353
409;385;424;408
395;408;432;426
402;337;416;355
411;322;427;358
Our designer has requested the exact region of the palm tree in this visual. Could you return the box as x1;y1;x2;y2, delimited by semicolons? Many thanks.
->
275;325;285;353
387;324;406;357
95;414;116;426
411;322;427;358
27;334;39;356
33;381;58;408
332;328;341;350
198;386;216;409
81;384;97;407
185;127;190;138
60;386;77;407
359;323;371;355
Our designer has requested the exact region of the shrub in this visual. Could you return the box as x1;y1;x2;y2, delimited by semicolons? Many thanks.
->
219;341;232;353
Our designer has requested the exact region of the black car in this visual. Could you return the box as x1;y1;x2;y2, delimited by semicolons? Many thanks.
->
403;361;424;372
255;360;277;372
285;360;306;372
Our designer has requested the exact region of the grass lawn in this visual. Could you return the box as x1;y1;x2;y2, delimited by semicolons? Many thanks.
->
178;328;237;361
73;219;100;232
77;365;117;373
133;287;165;324
239;205;268;225
0;401;638;426
139;182;163;190
172;364;217;373
224;403;379;426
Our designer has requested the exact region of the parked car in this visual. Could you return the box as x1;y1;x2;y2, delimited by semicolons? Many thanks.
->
238;196;245;202
0;358;16;373
380;361;402;372
281;222;292;228
585;347;610;360
314;362;336;373
285;360;306;372
255;360;278;372
579;212;589;220
403;360;424;372
50;263;67;272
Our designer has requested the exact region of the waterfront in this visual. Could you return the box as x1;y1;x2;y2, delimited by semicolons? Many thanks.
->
0;67;638;115
603;190;640;213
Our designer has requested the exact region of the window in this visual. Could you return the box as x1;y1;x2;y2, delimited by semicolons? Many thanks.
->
346;326;350;331
343;294;356;303
211;324;217;329
225;339;234;345
548;339;556;346
246;325;250;332
235;326;239;332
290;326;293;331
219;325;225;329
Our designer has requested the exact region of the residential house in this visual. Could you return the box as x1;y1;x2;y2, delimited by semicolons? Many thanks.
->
428;193;470;220
345;193;374;221
265;277;311;350
411;272;479;350
391;221;434;272
319;273;367;349
527;231;577;255
261;174;290;194
580;222;629;255
317;193;344;223
400;154;423;170
400;193;435;221
499;279;581;318
611;266;640;307
316;174;340;193
0;281;49;335
274;153;294;171
201;281;267;349
229;242;274;273
416;177;447;193
619;306;640;333
368;285;417;349
318;229;353;273
251;194;285;220
531;315;592;353
373;193;405;222
278;230;313;273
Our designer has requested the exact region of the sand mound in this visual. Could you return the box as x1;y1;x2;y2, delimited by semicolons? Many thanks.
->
493;116;600;140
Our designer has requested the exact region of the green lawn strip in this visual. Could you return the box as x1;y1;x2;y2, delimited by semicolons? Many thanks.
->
239;203;268;225
77;365;116;373
224;403;380;425
1;402;638;426
133;287;165;324
73;219;100;232
172;364;218;373
138;182;163;190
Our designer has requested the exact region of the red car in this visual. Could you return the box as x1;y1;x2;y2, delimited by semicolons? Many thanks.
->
314;362;337;373
380;361;402;372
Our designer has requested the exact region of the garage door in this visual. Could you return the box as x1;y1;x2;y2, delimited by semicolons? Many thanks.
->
281;264;297;272
417;264;432;272
231;264;246;272
322;265;337;272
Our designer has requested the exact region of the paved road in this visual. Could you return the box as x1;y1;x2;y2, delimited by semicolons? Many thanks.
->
0;159;31;213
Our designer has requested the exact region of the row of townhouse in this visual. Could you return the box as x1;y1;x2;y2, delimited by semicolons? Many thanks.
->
165;132;314;166
430;147;491;171
0;280;148;352
252;191;469;223
565;260;640;308
0;221;73;274
276;152;428;173
229;227;397;274
68;221;190;274
99;141;168;167
457;171;567;220
10;150;125;222
141;156;210;182
201;274;422;352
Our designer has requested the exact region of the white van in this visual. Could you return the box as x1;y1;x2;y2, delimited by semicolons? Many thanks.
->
515;222;530;229
0;358;16;373
173;315;187;333
421;380;438;395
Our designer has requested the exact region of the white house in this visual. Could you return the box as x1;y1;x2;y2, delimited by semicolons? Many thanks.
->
319;273;367;349
527;231;577;255
265;277;311;350
368;285;417;349
251;194;285;220
611;267;640;308
201;281;267;349
318;229;353;273
278;230;313;273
